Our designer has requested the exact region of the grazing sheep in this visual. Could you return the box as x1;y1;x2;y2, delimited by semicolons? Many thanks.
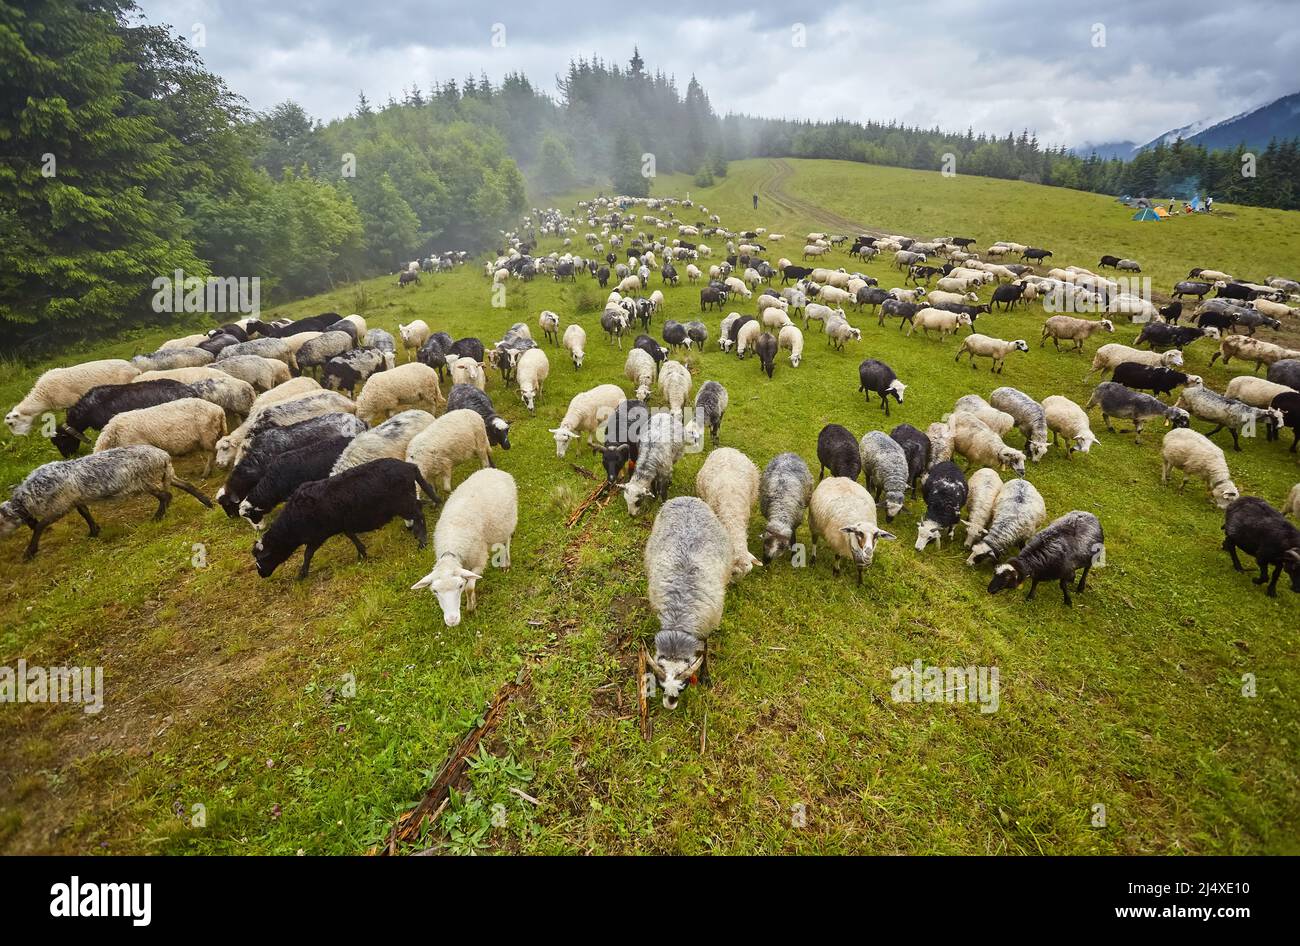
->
989;387;1050;461
685;321;709;350
1282;483;1299;520
515;348;549;413
330;409;436;476
817;424;861;481
596;399;649;483
950;413;1027;475
1209;335;1300;373
186;375;257;418
696;447;762;578
926;422;954;468
214;354;291;392
1041;395;1098;457
1040;315;1115;353
657;360;692;418
662;320;689;352
1175;384;1281;451
625;348;656;400
1085;382;1189;444
889;423;930;498
50;379;195;458
241;391;357;455
253;459;437;579
295;331;355;376
686;381;728;448
914;460;969;551
446;385;510;450
1220;497;1300;597
239;436;352;527
962;467;1003;548
356;363;444;425
803;302;843;330
130;348;214;373
755;332;778;377
621;412;685;516
1135;323;1218;352
562;323;586;369
735;319;763;357
1087;344;1182;379
94;397;227;477
405;409;495;495
1161;428;1240;508
551;383;626;457
6;360;139;435
642;496;732;709
538;310;560;346
824;318;862;352
759;452;814;563
952;395;1015;436
858;359;906;416
987;511;1103;605
322;347;388;396
859;431;909;521
778;324;804;367
398;321;431;361
965;479;1047;565
0;445;212;558
160;333;207;350
363;328;397;361
808;477;896;584
1224;376;1295;408
956;335;1029;374
410;468;517;626
214;338;297;372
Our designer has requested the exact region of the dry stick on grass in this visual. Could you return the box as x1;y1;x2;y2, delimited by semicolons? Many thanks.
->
566;479;609;529
637;648;651;741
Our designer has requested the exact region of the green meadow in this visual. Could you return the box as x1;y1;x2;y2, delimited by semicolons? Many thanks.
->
1;157;1296;854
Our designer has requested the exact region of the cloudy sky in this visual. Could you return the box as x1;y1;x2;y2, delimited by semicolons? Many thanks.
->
139;0;1299;147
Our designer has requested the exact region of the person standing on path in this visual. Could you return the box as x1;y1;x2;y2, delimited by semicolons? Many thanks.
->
753;193;759;210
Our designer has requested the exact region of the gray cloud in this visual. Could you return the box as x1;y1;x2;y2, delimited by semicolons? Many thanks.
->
141;0;1300;146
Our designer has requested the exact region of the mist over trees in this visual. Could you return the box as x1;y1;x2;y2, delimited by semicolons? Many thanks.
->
3;3;1297;343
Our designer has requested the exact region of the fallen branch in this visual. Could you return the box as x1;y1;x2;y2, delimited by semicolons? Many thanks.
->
566;479;609;529
637;648;651;741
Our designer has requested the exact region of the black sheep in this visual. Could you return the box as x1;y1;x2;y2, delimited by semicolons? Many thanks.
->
241;436;351;525
858;358;906;415
987;511;1104;605
596;265;610;288
1111;362;1195;398
856;287;890;311
889;423;930;497
1158;301;1183;324
1221;497;1300;596
447;337;485;363
755;332;777;379
781;265;812;284
991;283;1026;311
252;459;438;579
52;380;195;458
1194;310;1233;332
1021;247;1053;263
1270;391;1300;451
323;348;387;394
916;460;968;550
685;321;708;349
446;384;511;449
633;334;666;374
817;424;861;481
699;287;727;311
211;323;250;342
662;320;688;352
727;316;755;349
197;333;242;357
417;336;448;378
878;299;919;329
1215;282;1252;300
594;398;648;483
1098;255;1121;269
1267;359;1300;390
1134;323;1212;351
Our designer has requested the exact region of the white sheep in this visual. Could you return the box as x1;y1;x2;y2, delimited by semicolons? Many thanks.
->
1088;343;1182;378
906;308;970;339
1161;427;1239;508
808;476;896;583
963;468;1003;547
950;413;1027;475
94;397;227;477
562;323;586;369
133;366;228;386
1224;376;1295;408
398;320;430;361
955;334;1029;373
951;395;1015;436
6;359;139;434
624;348;656;400
213;355;290;392
405;408;494;494
515;348;549;412
550;383;625;456
449;357;486;391
1042;395;1099;457
778;324;804;367
1284;483;1300;521
216;337;298;371
331;409;436;476
695;447;762;579
926;422;954;467
658;360;692;418
160;333;207;350
736;319;763;357
1040;316;1115;353
356;362;444;425
187;374;257;418
410;468;517;627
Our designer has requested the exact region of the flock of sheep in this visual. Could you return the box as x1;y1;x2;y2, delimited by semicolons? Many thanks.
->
3;193;1299;712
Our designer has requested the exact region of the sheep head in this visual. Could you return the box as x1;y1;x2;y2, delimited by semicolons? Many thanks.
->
840;522;895;566
987;561;1024;594
549;426;578;456
411;557;482;628
643;642;703;711
914;519;944;552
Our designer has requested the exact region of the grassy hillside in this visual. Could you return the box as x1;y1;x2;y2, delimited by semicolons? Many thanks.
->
1;159;1297;854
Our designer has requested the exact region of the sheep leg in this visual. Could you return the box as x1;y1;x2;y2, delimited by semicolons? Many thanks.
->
1252;561;1270;586
700;640;711;685
1228;428;1241;451
1223;540;1245;572
1024;577;1040;601
409;512;427;549
1266;563;1282;597
150;488;172;520
297;543;321;579
75;504;100;538
1076;563;1091;592
22;521;52;560
346;532;368;560
1059;577;1073;606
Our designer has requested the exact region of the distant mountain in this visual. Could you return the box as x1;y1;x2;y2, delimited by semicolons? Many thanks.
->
1074;140;1138;161
1134;91;1300;155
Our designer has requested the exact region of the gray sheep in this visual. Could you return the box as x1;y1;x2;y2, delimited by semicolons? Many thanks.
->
131;348;214;372
1;445;212;559
965;478;1047;565
987;511;1104;605
620;411;684;516
296;330;355;375
1175;384;1283;451
989;386;1049;461
759;452;813;563
686;380;728;448
858;431;908;520
1085;382;1190;444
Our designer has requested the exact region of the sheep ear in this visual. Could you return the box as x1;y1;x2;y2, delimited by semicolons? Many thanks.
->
410;573;434;591
456;568;482;580
748;552;763;568
876;529;897;541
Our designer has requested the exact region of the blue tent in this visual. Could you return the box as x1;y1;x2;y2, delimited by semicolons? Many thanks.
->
1188;195;1205;212
1132;208;1161;221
